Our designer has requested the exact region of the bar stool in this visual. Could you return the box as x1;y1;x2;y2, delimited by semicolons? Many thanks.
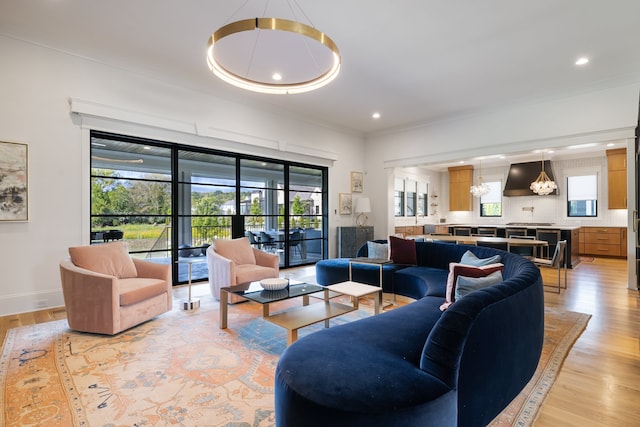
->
507;235;535;257
476;227;497;236
453;227;472;236
535;229;561;259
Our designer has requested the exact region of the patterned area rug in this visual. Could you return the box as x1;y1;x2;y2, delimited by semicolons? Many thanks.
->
0;298;589;427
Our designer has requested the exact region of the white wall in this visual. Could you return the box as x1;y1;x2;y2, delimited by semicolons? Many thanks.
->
0;36;365;315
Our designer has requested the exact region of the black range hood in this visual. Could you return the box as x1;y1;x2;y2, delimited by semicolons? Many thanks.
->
503;160;557;196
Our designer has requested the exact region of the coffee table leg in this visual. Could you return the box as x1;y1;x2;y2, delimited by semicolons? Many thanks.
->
220;290;228;329
374;291;381;315
287;329;298;346
263;303;270;317
324;289;330;328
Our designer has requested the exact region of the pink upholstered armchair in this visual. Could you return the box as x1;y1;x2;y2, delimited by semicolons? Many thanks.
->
207;237;279;301
59;241;172;335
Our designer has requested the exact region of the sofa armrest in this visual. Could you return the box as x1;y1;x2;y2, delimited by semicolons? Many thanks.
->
59;259;120;333
253;248;280;270
206;245;235;299
132;258;172;309
132;258;170;281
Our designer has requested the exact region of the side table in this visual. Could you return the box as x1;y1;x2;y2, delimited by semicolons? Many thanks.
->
175;258;204;311
348;257;394;307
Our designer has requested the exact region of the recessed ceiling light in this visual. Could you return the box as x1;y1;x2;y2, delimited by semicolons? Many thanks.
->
143;146;151;150
606;143;615;147
372;112;381;119
575;57;589;66
272;73;283;81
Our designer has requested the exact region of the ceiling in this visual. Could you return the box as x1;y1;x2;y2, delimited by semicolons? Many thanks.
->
2;1;640;160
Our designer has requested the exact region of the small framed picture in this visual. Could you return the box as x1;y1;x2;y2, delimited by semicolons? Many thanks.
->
0;141;28;222
350;171;363;193
339;193;352;215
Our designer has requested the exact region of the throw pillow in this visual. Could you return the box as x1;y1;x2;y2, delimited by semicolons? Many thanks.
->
69;241;138;279
440;262;504;311
367;241;389;260
214;237;257;266
389;235;417;265
460;250;502;266
454;270;504;301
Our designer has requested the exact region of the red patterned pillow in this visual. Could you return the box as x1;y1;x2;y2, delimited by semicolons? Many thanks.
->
389;235;417;265
440;262;504;311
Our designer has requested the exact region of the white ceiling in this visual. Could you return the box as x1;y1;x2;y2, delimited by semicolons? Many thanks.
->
2;1;639;149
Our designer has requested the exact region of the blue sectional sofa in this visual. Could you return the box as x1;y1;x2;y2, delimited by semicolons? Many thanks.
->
274;241;544;427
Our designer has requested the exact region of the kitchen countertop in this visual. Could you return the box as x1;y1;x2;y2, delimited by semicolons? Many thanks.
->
442;223;582;230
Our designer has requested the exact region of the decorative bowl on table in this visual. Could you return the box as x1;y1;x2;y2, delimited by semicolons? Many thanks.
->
260;278;289;291
260;289;290;299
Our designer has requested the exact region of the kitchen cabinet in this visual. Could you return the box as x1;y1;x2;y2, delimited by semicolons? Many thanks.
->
448;165;473;211
579;227;626;258
606;148;627;209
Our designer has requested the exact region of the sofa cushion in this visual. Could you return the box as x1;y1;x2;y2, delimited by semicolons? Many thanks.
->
442;263;505;310
367;241;389;259
460;250;502;266
214;237;256;266
389;235;417;265
118;277;168;306
394;266;449;299
454;271;504;300
69;241;138;279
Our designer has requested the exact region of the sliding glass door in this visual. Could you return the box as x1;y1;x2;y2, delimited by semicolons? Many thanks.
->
90;131;328;284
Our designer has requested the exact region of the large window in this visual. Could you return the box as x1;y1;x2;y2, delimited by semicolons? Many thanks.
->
395;178;428;217
417;181;428;217
90;131;328;284
480;181;502;217
406;179;417;216
394;178;405;216
567;174;597;217
90;139;172;257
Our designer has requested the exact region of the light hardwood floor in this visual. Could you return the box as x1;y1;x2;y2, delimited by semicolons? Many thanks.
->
1;257;638;425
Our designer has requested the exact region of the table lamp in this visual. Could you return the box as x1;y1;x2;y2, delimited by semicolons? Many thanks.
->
354;197;371;226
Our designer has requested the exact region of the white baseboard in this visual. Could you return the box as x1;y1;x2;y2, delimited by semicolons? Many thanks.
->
0;289;65;317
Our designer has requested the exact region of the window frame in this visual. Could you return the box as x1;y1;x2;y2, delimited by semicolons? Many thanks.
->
479;180;503;217
567;174;598;218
